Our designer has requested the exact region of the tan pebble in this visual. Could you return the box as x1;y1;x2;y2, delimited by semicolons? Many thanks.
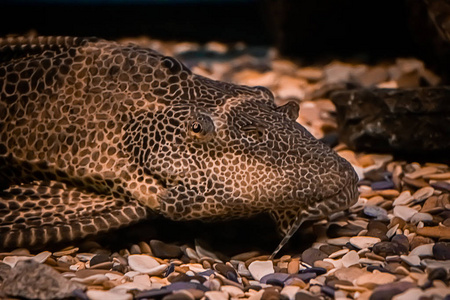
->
133;274;151;287
231;251;260;261
2;256;32;268
337;150;361;167
329;248;349;259
364;253;385;261
378;189;400;198
287;258;299;274
323;257;343;268
403;177;429;188
247;289;264;300
359;258;384;266
309;285;322;295
392;165;403;190
357;155;375;167
138;242;152;254
421;196;445;214
245;255;271;267
394;265;410;275
286;277;307;288
280;285;300;300
186;263;206;273
70;262;85;271
71;274;109;285
279;255;291;262
342;250;360;268
204;290;228;300
349;236;381;249
175;266;189;273
386;224;399;239
355;270;396;288
184;247;200;261
277;262;288;269
86;290;132;300
423;172;450;180
203;260;212;269
327;237;351;246
393;191;414;206
366;196;386;206
248;260;274;281
53;247;79;257
417;226;450;239
313;260;334;271
413;187;435;202
405;167;438;179
220;285;244;297
335;284;368;293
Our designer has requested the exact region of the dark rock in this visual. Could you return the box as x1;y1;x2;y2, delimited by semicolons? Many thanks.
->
0;260;81;300
295;291;321;300
165;263;175;277
371;181;395;190
244;285;262;292
260;273;290;284
373;241;408;257
370;281;416;300
166;281;209;292
364;206;388;219
327;223;364;237
214;263;238;282
197;269;215;277
433;242;450;260
136;288;172;299
427;267;447;281
163;292;193;300
169;273;206;284
89;254;110;266
299;267;327;275
367;265;392;273
321;285;335;297
366;228;389;241
431;181;450;192
301;248;328;266
331;87;450;159
261;288;285;300
410;236;435;250
391;234;410;250
150;240;183;258
319;245;342;256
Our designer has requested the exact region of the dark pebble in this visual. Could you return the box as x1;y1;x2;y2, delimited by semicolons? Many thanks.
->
366;228;389;241
321;285;335;298
214;263;238;282
364;170;391;182
369;281;416;300
391;234;409;250
149;240;182;258
371;180;394;190
71;289;89;300
327;223;364;237
163;293;193;300
431;181;450;192
301;248;327;266
373;241;408;257
166;282;209;292
410;236;435;250
89;254;110;266
299;267;327;275
325;279;352;288
367;265;392;273
197;269;215;277
261;287;285;300
433;242;450;260
136;289;172;299
368;220;388;233
427;267;447;281
292;272;317;282
260;273;290;284
364;206;388;219
319;245;342;256
165;263;175;277
244;285;262;292
295;291;321;300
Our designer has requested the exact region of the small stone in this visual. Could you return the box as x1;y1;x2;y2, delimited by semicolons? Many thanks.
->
128;254;160;273
341;250;359;268
427;268;447;281
370;281;416;300
401;255;421;267
409;243;434;257
373;242;408;257
294;290;320;300
280;285;299;300
1;260;80;299
417;226;450;239
334;267;368;283
301;248;327;266
260;273;290;285
248;261;274;281
410;235;435;250
412;187;435;202
260;288;282;300
313;260;334;271
87;290;132;300
149;240;182;258
33;251;52;264
195;240;220;260
410;212;433;224
136;288;172;299
393;191;414;206
220;285;244;297
318;244;342;256
363;205;388;219
328;248;349;259
349;236;381;249
327;237;351;246
287;258;300;274
231;251;260;261
355;270;396;288
393;206;418;221
433;242;450;260
90;254;110;266
130;244;142;254
371;181;395;190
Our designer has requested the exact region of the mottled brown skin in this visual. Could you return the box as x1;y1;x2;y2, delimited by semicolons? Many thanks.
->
0;36;359;253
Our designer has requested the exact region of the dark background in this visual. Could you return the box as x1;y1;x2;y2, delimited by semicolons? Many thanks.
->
0;0;433;62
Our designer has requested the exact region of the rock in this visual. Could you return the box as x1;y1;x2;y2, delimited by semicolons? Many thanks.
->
327;237;351;246
349;236;381;249
301;248;328;266
364;206;388;219
409;243;434;257
410;212;433;224
428;268;447;281
393;206;418;222
287;258;300;274
220;285;244;297
391;234;409;250
136;288;173;299
280;285;299;300
260;273;290;285
334;267;368;283
417;226;450;239
433;242;450;260
400;255;421;267
371;181;395;190
355;270;397;288
150;240;182;258
331;87;450;158
393;191;414;206
318;245;342;256
128;254;167;275
412;187;435;202
373;242;408;257
204;291;229;300
248;261;274;281
90;254;110;266
1;260;81;300
295;290;320;300
87;290;132;300
410;236;435;250
370;281;416;300
341;250;360;268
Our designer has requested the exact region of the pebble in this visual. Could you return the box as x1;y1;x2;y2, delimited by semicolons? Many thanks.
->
412;187;435;202
432;242;450;260
393;191;414;206
355;270;397;288
393;206;418;222
150;240;182;258
127;254;160;273
416;226;450;239
301;248;328;266
409;243;434;257
349;236;381;249
363;205;388;219
205;291;229;300
248;261;274;281
400;254;421;267
221;285;244;297
341;250;360;267
370;281;416;300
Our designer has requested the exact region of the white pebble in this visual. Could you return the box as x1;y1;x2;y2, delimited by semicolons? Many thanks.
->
393;206;418;221
349;236;381;249
412;187;434;202
393;191;414;206
342;250;360;268
410;213;433;224
86;290;132;300
128;254;160;273
248;260;274;281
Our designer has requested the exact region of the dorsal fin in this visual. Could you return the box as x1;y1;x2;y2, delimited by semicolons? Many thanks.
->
0;36;99;65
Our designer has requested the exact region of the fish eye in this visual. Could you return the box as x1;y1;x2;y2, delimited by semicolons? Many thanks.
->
191;122;202;133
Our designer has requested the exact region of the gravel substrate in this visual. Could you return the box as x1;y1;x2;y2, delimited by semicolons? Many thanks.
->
0;37;449;300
